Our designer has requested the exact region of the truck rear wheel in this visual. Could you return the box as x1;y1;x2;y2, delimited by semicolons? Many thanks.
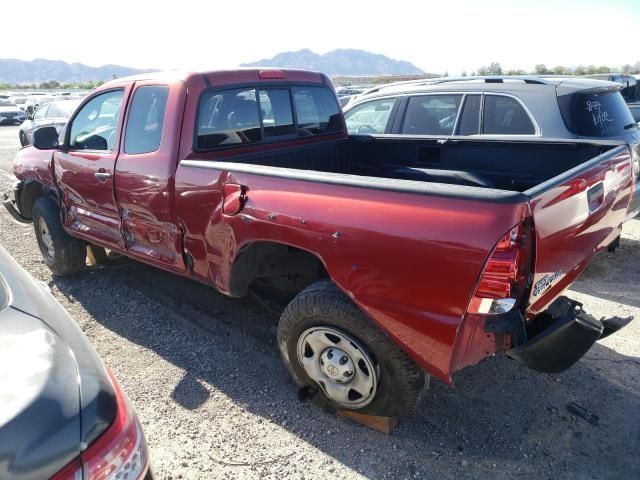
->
278;280;427;417
32;197;86;276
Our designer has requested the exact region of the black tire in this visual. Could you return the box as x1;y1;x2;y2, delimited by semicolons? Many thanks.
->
32;197;86;276
19;131;28;147
278;280;427;417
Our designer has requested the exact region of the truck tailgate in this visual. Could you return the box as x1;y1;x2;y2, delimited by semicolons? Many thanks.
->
526;145;633;315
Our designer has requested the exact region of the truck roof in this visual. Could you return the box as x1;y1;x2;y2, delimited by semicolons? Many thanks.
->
101;68;329;88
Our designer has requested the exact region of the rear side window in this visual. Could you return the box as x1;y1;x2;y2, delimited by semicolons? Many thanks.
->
196;85;341;150
558;90;637;137
456;94;481;135
344;97;396;134
401;95;462;135
124;86;169;155
483;96;535;135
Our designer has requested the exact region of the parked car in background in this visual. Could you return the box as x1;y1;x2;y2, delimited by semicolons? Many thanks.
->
629;74;640;123
4;69;634;418
0;104;27;125
23;94;56;115
582;73;637;102
69;90;90;98
582;73;640;123
343;75;640;219
19;99;81;146
335;85;370;97
338;94;355;108
0;94;14;106
9;92;28;107
0;245;152;480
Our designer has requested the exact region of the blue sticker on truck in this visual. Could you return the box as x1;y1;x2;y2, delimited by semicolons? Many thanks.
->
533;271;564;297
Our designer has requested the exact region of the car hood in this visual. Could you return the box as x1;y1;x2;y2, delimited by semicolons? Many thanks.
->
0;247;116;479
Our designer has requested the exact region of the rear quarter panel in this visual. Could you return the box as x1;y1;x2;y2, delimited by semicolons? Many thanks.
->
175;165;529;382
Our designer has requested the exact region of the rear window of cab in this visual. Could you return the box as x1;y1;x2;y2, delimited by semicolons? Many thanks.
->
196;85;342;150
558;90;637;137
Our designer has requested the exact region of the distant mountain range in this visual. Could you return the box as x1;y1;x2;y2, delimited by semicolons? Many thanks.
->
0;58;152;84
241;49;425;76
0;49;425;84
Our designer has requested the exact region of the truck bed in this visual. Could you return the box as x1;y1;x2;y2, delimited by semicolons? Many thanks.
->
189;135;621;194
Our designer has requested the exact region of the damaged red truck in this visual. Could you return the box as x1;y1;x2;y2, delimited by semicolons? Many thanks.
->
4;69;635;417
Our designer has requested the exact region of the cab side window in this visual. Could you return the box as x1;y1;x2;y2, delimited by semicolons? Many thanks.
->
124;86;169;155
197;89;261;150
69;90;124;151
291;86;342;135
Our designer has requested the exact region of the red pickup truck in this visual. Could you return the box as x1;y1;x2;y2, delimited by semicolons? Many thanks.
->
3;69;634;417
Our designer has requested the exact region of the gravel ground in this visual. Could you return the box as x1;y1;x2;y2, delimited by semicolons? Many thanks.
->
0;125;639;479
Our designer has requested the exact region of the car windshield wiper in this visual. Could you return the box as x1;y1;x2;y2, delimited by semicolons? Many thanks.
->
623;122;638;130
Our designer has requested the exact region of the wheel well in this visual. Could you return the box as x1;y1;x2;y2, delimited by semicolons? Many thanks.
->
19;181;46;219
228;241;328;308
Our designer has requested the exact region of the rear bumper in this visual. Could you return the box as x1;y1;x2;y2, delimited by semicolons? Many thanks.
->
507;297;632;373
2;181;31;223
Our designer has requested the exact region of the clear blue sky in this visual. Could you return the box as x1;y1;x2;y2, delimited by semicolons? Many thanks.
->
1;0;638;74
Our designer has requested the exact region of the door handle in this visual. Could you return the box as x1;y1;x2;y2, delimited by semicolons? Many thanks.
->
94;172;112;182
587;182;604;212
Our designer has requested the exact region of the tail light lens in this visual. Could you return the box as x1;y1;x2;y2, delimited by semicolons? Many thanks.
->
468;221;531;315
51;369;149;480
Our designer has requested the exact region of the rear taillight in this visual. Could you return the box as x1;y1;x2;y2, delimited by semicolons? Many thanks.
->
51;370;149;480
468;221;531;315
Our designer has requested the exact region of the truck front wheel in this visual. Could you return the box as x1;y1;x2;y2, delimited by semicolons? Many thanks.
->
278;280;427;417
32;197;86;276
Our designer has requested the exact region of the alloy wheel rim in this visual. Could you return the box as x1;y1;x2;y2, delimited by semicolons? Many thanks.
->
297;326;378;409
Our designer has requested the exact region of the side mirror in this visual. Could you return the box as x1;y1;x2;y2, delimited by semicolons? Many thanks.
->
32;126;59;150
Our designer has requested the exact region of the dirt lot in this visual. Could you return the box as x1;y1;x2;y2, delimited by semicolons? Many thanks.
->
0;124;639;479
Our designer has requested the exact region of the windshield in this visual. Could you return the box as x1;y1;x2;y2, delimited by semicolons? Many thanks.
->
558;90;637;137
